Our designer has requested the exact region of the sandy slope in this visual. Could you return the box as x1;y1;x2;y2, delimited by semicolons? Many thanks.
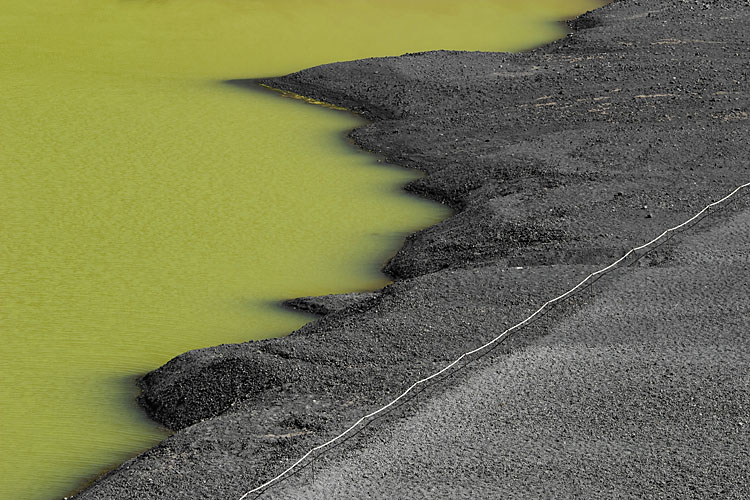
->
266;199;750;499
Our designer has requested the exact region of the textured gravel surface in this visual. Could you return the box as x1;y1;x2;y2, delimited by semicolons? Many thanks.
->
73;0;750;498
265;203;750;500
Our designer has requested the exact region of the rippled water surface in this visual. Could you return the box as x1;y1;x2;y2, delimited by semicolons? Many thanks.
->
0;1;599;498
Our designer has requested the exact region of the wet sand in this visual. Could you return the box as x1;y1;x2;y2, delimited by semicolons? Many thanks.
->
74;0;750;498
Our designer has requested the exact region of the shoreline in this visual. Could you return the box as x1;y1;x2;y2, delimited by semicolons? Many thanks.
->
74;1;750;498
257;187;750;498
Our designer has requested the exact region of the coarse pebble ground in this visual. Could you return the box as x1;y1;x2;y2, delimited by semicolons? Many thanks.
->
265;198;750;500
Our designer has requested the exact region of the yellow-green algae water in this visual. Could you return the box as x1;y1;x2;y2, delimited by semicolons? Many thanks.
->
0;1;600;498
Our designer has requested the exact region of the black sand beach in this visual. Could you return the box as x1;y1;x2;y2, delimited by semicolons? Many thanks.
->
262;184;750;499
73;0;749;498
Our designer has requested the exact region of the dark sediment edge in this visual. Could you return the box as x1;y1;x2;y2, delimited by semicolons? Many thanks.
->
73;1;750;498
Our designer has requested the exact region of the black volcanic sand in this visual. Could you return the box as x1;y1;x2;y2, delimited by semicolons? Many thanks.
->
264;179;750;499
74;1;749;498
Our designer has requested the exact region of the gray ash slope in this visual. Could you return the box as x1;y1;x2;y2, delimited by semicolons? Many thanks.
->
265;182;750;500
74;1;749;498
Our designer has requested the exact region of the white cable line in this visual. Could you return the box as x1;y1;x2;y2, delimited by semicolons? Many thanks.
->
237;181;750;500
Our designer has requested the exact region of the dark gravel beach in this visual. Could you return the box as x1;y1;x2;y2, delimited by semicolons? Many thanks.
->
264;187;750;499
74;0;749;498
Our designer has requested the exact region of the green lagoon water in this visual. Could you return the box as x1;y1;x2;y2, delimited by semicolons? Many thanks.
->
0;1;599;498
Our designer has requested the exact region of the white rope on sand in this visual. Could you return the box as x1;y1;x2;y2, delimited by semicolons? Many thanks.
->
238;181;750;500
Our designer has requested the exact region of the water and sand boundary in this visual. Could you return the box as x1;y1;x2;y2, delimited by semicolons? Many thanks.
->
74;1;749;498
4;2;584;498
